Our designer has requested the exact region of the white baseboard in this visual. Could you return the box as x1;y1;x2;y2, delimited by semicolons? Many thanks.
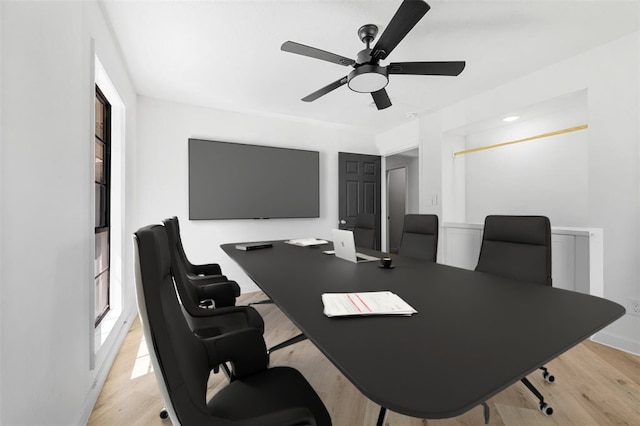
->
592;330;640;356
78;308;138;425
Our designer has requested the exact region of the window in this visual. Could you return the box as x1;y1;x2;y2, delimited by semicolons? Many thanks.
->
94;85;111;326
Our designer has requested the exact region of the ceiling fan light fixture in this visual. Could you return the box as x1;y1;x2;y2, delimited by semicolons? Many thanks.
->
347;65;389;93
502;115;520;122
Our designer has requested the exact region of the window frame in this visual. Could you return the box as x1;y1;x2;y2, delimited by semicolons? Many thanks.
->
94;85;111;326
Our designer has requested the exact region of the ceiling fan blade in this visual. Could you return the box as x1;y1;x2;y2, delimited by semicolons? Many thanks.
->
371;0;431;61
302;76;348;102
282;41;355;67
388;61;466;76
371;89;392;110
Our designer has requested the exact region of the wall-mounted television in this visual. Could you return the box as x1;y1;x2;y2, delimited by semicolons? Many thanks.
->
189;138;320;220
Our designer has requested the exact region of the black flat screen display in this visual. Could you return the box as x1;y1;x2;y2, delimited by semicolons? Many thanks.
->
189;139;320;220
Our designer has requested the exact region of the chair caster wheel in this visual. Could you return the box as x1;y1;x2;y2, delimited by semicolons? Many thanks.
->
542;371;555;383
159;409;169;419
539;403;553;416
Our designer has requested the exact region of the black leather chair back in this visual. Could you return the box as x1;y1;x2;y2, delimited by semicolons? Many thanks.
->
353;213;375;249
475;215;552;286
134;225;331;426
397;214;438;262
163;218;236;315
164;216;222;275
163;217;189;269
134;225;218;424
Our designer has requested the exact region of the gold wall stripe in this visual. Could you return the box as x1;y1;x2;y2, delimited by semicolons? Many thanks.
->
453;124;588;157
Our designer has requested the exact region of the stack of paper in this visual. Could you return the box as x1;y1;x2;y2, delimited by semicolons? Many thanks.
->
321;291;417;317
285;238;329;247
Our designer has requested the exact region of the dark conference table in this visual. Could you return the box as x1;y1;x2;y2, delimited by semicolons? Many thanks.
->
221;241;625;422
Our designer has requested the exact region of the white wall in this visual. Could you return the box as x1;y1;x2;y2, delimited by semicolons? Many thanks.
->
463;92;589;226
442;133;465;223
411;32;639;354
0;0;4;419
137;97;375;292
0;1;138;424
376;120;420;155
419;112;445;218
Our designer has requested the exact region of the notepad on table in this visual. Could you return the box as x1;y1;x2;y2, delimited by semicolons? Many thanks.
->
321;291;417;317
285;238;329;247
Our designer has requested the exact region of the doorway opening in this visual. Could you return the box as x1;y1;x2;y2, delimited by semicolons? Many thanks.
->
385;148;419;253
387;167;407;253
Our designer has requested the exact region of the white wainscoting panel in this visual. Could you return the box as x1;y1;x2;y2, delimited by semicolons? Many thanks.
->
442;223;603;296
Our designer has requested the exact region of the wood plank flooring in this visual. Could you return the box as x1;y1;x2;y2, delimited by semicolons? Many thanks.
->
88;291;640;425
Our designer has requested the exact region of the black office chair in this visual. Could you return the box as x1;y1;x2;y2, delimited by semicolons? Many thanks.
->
163;216;231;284
353;213;376;249
397;214;438;262
133;224;332;426
476;215;555;415
476;215;552;286
164;216;241;307
164;220;308;354
163;223;264;337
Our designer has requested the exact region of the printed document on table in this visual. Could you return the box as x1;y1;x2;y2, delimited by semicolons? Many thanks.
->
321;291;417;317
285;238;329;247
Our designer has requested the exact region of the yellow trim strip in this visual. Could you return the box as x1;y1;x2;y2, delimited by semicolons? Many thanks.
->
453;124;588;157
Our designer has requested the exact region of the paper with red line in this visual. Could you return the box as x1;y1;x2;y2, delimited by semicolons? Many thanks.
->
321;291;417;317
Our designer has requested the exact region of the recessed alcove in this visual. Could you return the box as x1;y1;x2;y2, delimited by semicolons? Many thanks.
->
442;89;589;226
440;90;602;297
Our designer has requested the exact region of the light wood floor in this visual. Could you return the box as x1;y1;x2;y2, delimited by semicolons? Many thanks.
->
89;291;640;425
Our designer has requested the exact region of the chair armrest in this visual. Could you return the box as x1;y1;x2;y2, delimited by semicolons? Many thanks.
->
191;275;241;297
196;281;237;308
202;328;268;378
189;273;228;284
189;262;223;276
233;407;317;426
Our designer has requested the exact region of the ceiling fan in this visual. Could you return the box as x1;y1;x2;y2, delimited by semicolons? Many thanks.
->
281;0;466;110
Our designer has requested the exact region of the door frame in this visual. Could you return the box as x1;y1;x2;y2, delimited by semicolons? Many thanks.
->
383;147;420;252
338;152;382;251
386;166;408;254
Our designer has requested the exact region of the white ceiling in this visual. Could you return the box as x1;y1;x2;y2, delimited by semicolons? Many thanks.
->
100;0;639;134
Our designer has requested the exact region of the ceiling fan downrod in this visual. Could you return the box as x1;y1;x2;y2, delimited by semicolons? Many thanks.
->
358;24;379;50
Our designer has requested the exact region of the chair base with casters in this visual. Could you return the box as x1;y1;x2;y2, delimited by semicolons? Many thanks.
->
521;377;554;415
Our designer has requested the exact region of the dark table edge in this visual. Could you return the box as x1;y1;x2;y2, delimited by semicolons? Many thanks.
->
221;241;627;419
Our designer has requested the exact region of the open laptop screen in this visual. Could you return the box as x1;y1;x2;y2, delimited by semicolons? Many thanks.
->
331;229;379;263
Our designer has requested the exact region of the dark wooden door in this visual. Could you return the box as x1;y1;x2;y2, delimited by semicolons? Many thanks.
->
338;152;382;250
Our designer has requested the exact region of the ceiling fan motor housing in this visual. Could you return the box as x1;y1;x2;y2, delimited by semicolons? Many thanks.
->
356;48;374;65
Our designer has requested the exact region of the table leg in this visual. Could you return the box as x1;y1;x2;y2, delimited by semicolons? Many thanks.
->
481;401;490;424
267;332;307;354
376;406;388;426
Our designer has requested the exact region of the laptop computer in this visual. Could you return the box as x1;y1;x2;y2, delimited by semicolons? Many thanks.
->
331;229;379;263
